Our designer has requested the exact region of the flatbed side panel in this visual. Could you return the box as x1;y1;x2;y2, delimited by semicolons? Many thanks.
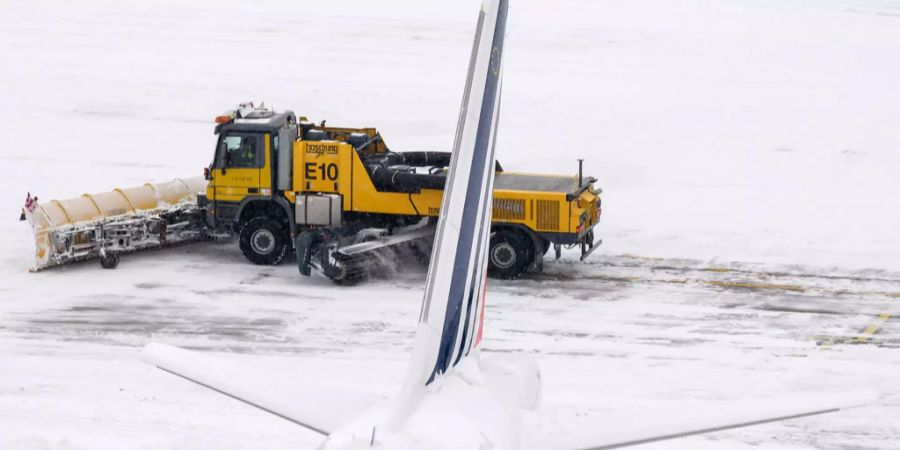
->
492;189;569;233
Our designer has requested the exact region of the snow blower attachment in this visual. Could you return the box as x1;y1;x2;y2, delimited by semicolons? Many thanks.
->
21;177;208;270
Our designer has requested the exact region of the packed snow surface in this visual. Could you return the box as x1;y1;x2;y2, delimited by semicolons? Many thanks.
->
1;0;899;449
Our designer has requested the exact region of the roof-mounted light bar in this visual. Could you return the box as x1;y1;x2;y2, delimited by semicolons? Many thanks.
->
214;111;236;124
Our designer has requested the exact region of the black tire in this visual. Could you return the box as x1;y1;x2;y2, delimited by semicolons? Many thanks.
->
487;228;533;280
319;242;347;281
240;217;288;265
99;251;119;269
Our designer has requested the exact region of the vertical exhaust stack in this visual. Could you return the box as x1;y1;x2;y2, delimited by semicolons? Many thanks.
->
22;177;208;270
578;158;583;188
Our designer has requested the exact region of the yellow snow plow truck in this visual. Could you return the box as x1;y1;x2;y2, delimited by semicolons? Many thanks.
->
21;103;602;282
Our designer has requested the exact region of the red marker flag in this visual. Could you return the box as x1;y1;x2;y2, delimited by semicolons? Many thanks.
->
24;193;37;212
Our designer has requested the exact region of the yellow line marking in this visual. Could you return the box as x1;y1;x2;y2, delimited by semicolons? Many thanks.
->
569;271;900;298
703;280;806;292
855;313;892;343
621;253;665;261
585;275;643;283
828;289;900;299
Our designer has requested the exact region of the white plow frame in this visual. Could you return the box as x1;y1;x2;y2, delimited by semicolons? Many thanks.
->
22;177;208;270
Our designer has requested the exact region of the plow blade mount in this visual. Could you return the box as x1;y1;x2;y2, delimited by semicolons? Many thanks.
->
22;177;208;271
295;224;435;284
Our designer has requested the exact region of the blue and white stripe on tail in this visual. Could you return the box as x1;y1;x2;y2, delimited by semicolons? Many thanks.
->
423;0;506;384
421;0;506;384
393;0;508;409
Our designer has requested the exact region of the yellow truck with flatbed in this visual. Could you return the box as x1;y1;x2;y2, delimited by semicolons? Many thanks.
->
203;103;602;282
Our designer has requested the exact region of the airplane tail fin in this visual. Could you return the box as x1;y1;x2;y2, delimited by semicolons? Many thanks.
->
415;0;506;387
388;0;508;427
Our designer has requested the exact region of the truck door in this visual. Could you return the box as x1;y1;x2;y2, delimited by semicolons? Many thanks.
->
210;132;264;203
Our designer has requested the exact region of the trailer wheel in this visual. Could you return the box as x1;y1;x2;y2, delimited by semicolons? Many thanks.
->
240;217;288;265
488;229;532;280
99;250;119;269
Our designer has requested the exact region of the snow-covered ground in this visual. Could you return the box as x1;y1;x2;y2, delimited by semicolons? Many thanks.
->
1;0;898;448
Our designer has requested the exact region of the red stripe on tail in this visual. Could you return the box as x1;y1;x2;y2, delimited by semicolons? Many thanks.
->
475;275;488;347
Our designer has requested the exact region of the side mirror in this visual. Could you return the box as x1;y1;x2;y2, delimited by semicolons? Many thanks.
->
203;167;210;180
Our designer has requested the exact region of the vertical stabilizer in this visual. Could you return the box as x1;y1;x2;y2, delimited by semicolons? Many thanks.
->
420;0;507;387
389;0;508;427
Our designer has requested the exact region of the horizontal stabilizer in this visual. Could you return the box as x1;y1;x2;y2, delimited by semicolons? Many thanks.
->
141;343;382;435
565;390;879;450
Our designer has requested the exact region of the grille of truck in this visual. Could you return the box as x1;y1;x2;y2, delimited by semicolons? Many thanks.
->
493;198;525;221
536;199;560;231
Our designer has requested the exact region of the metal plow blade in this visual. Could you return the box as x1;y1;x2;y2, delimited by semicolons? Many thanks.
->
21;177;208;271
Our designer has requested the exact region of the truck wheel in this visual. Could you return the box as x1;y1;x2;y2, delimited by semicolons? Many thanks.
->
488;229;532;280
99;250;119;269
240;217;288;265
